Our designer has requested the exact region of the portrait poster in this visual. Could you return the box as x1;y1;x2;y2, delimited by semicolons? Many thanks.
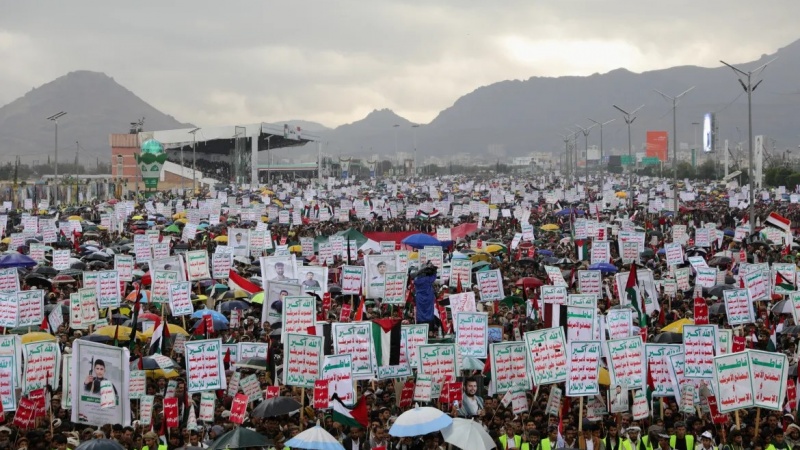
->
298;266;328;295
151;256;187;282
260;255;298;284
365;254;398;299
70;340;130;426
261;281;302;326
228;227;250;257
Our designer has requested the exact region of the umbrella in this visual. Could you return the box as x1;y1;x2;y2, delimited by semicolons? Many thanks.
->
660;318;694;333
540;224;560;231
34;266;58;277
515;277;544;288
140;323;189;337
237;357;269;371
207;427;272;450
191;309;228;323
441;418;496;450
588;262;618;274
251;396;302;418
708;302;726;316
0;253;36;268
285;424;344;450
772;299;793;315
250;292;264;305
219;300;250;312
515;257;537;266
21;332;56;344
134;356;179;370
75;439;126;450
537;249;554;256
640;249;655;258
144;368;180;379
205;283;230;294
652;332;683;344
708;256;733;267
401;234;444;249
389;405;453;437
93;326;142;341
706;284;736;298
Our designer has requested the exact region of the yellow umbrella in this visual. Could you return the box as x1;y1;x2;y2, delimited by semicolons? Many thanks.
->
251;292;264;305
22;332;56;344
660;318;694;333
540;224;560;231
93;326;142;341
615;191;628;198
131;215;144;220
145;369;180;379
470;253;491;263
140;324;190;338
67;215;82;221
272;199;284;208
214;235;228;243
172;212;186;220
486;244;506;253
261;216;269;223
1;237;9;244
289;245;302;253
175;218;188;224
408;251;419;260
261;189;275;195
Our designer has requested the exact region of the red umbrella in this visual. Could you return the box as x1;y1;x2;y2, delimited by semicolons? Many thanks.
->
515;277;544;288
138;313;161;322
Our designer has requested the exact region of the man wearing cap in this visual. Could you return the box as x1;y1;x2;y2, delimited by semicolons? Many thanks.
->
696;431;716;450
627;426;653;450
656;433;673;450
142;432;167;450
670;421;694;450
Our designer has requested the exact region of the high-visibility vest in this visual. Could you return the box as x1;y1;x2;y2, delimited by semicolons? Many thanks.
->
500;435;522;450
671;435;695;450
538;438;554;450
605;437;633;450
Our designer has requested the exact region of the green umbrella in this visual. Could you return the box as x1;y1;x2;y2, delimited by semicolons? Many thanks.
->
205;283;229;294
207;427;272;450
640;248;655;258
164;224;181;234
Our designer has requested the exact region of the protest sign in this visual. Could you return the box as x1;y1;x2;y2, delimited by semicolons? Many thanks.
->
449;259;472;288
577;270;602;298
322;354;354;406
712;352;753;413
524;327;568;385
382;272;407;305
96;270;121;308
282;296;316;335
566;307;595;342
332;323;373;379
418;344;457;385
402;324;428;369
723;289;754;326
167;282;193;317
541;286;567;305
16;290;43;328
114;255;134;282
151;270;178;304
341;266;364;295
454;312;488;358
606;310;632;339
489;342;531;393
184;339;226;393
683;325;718;379
476;269;504;302
749;349;788;411
70;340;129;426
645;344;683;397
566;340;601;396
631;389;649;420
314;380;329;409
185;250;210;281
283;333;327;388
413;375;433;402
590;241;610;265
606;336;645;390
664;242;684;266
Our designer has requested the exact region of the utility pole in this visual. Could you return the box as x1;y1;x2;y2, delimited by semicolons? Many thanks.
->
588;118;615;200
721;57;777;234
188;128;201;195
613;104;644;208
655;86;694;214
75;141;80;204
46;112;66;204
575;123;598;191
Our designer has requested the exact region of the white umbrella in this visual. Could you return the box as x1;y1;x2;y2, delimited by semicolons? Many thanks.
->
389;405;453;437
441;418;496;450
284;424;344;450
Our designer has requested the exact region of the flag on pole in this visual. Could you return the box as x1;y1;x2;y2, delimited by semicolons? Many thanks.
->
331;394;368;428
626;265;646;327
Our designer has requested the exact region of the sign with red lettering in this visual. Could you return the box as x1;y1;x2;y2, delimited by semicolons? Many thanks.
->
230;394;248;425
707;395;729;424
339;303;351;322
265;386;280;399
314;380;329;409
13;397;35;429
694;298;709;325
732;336;746;353
163;397;179;428
399;381;414;408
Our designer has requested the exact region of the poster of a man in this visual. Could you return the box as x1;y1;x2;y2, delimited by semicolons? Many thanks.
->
262;281;302;326
609;384;629;413
72;340;130;427
260;256;297;283
365;254;397;298
300;266;328;294
228;228;250;257
83;359;117;395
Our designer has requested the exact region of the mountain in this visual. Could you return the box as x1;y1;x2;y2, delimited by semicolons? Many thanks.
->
0;70;192;164
318;38;800;160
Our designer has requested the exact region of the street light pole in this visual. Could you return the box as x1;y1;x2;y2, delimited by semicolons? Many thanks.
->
393;124;400;174
558;133;572;185
47;112;66;204
188;128;201;195
654;86;694;214
613;104;644;208
412;124;420;177
575;123;598;190
588;118;615;197
721;57;777;234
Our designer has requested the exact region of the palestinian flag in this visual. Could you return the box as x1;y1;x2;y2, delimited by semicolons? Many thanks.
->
776;271;796;292
149;322;170;355
417;209;440;219
228;270;262;294
575;239;589;261
331;394;368;428
372;319;402;372
626;265;647;327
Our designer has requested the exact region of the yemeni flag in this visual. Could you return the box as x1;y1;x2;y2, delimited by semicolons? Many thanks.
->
766;212;792;234
626;264;647;327
417;209;440;220
331;393;368;428
228;270;262;294
372;319;402;372
776;271;796;292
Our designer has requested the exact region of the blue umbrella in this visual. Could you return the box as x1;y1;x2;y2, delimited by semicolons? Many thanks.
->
192;317;229;331
723;228;735;237
219;300;249;312
537;249;554;256
657;248;666;255
389;406;453;437
191;309;229;324
0;253;36;268
588;262;618;274
285;425;344;450
401;233;444;249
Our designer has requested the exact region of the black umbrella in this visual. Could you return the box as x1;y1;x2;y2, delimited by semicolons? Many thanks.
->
70;261;87;270
207;428;272;450
237;357;269;371
34;266;58;277
705;284;735;298
45;303;69;315
250;396;302;418
132;356;179;370
652;332;683;344
708;256;732;267
708;302;726;316
75;439;126;450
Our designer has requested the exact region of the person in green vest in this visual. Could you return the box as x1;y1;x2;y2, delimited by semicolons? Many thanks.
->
499;425;524;450
765;428;790;450
626;426;653;450
537;425;559;450
670;421;694;450
142;432;167;450
604;423;632;450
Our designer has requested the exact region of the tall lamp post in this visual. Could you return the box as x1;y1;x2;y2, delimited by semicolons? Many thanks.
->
720;57;777;234
47;112;67;204
587;118;615;197
412;124;420;176
575;123;598;187
393;124;400;174
612;104;644;207
654;86;695;214
188;128;201;195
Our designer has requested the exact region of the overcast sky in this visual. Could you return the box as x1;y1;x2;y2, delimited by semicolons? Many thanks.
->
1;1;798;129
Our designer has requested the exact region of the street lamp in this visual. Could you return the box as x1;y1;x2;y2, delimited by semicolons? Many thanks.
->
47;111;67;204
575;123;598;188
393;124;400;173
188;128;201;195
654;86;695;214
612;104;644;207
588;118;615;196
720;57;777;234
412;124;420;177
